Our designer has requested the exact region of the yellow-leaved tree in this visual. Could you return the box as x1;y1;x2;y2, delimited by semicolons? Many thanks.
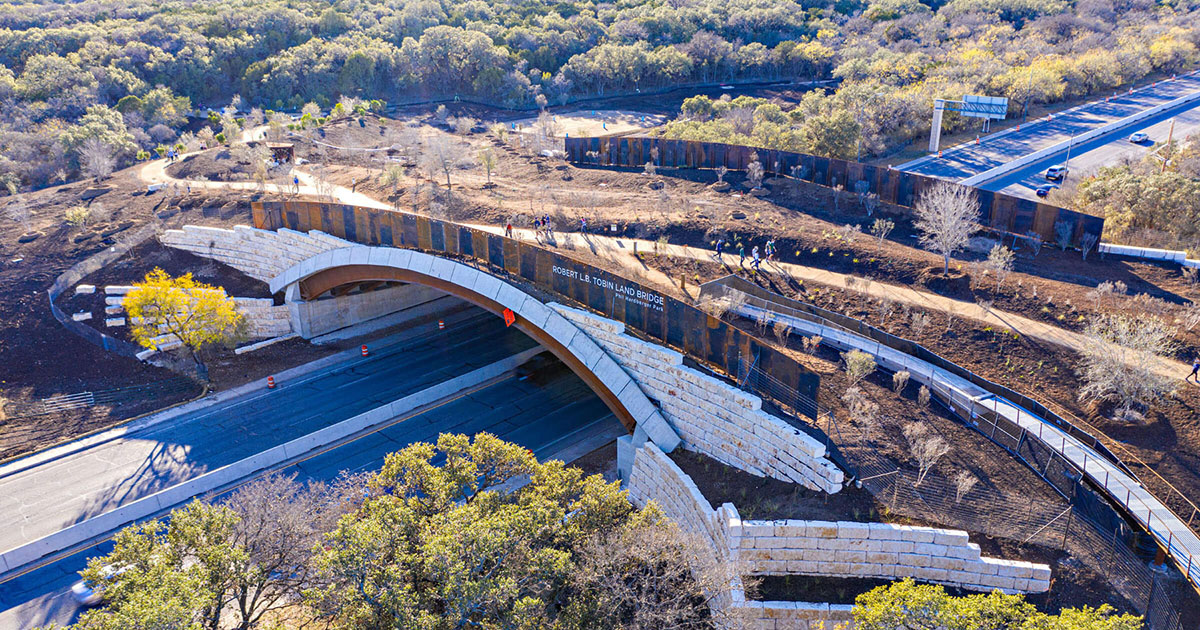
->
125;268;245;379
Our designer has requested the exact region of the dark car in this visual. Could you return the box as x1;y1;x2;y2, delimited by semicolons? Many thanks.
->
515;351;561;382
1035;184;1059;198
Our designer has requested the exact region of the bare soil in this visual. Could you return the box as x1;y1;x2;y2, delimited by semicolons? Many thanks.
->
0;169;340;462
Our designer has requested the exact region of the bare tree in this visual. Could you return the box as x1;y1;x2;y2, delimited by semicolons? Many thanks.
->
1023;230;1044;257
917;385;931;408
904;423;949;486
843;386;880;439
772;320;792;347
450;116;478;135
985;244;1015;294
4;196;31;232
954;470;978;503
715;165;729;184
746;156;764;189
1078;313;1178;422
221;473;361;629
1086;281;1115;310
914;181;979;275
1081;232;1099;261
78;138;116;181
421;133;464;192
478;148;497;187
892;370;910;393
802;335;822;354
910;311;931;338
1054;219;1073;251
842;349;876;386
870;218;894;245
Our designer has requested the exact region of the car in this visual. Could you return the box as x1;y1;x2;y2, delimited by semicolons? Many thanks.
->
1128;132;1150;143
1035;184;1059;198
71;564;127;607
1045;165;1069;181
515;351;560;382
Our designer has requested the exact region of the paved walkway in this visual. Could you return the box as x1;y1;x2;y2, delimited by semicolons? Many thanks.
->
472;224;1190;379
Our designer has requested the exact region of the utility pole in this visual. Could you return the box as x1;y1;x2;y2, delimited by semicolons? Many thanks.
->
1162;118;1176;174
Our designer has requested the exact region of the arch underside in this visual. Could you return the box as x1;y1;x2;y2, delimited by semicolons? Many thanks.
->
296;264;638;431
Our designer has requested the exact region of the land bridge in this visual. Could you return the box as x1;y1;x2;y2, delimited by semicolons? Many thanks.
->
159;201;847;493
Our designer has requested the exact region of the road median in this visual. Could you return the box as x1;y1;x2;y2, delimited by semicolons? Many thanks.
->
0;345;544;579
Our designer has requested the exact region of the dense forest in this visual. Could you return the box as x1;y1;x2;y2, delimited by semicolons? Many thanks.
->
0;0;1197;190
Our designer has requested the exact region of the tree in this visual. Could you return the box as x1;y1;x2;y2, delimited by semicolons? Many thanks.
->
914;181;979;275
985;244;1015;294
307;433;723;629
78;138;116;181
1078;313;1178;422
478;147;496;186
842;349;876;386
953;470;978;503
380;163;405;193
1054;219;1073;250
903;423;949;486
420;133;463;192
843;386;880;439
853;579;1142;630
746;155;764;189
870;218;894;245
124;268;246;376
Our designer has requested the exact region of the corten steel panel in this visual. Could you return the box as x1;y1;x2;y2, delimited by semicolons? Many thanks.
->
342;206;358;242
443;224;459;254
416;217;432;250
1032;205;1059;240
251;202;267;229
812;157;829;187
518;243;537;283
502;237;520;274
379;213;395;246
827;158;847;189
1080;215;1104;241
429;219;446;252
456;225;470;255
472;231;489;261
487;234;506;269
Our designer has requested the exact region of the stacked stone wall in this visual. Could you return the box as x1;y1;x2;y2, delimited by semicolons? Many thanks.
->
159;225;350;281
552;304;842;493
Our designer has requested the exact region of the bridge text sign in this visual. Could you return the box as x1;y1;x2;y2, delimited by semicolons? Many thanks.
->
552;264;665;312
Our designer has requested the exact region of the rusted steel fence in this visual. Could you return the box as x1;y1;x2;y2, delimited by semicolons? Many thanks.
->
564;136;1104;248
250;200;821;416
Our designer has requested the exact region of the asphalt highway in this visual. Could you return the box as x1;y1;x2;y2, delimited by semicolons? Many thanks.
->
899;72;1200;182
983;101;1200;201
0;358;619;629
0;307;541;559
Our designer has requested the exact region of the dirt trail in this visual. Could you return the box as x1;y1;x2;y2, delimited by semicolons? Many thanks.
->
473;224;1191;379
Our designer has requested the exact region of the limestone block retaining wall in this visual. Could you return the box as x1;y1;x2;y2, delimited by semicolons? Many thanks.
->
735;519;1051;594
160;225;351;282
628;442;854;630
233;297;293;338
552;304;843;493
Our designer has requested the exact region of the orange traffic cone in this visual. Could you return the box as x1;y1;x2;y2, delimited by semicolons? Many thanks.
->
438;319;446;330
361;344;368;357
267;376;276;389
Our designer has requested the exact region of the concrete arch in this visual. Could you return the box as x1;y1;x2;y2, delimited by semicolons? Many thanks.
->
270;246;681;452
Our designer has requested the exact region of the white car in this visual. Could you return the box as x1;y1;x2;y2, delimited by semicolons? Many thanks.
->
1128;132;1150;143
71;565;127;607
1045;165;1069;181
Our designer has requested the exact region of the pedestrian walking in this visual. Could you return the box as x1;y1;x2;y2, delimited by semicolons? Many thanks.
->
752;246;761;271
543;215;551;236
714;238;725;260
505;222;513;238
533;218;541;232
580;218;588;234
738;244;745;266
766;239;775;262
1188;357;1200;383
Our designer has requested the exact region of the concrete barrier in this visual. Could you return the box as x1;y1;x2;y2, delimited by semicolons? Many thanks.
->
961;84;1200;186
0;347;545;578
